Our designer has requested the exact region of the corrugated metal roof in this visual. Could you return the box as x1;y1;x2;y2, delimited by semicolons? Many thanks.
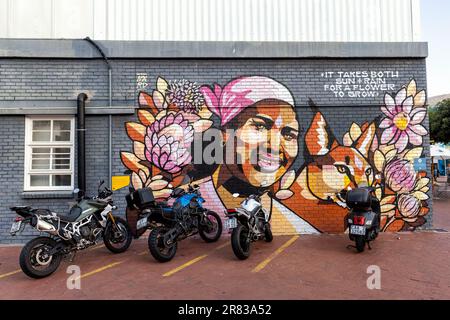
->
0;0;422;42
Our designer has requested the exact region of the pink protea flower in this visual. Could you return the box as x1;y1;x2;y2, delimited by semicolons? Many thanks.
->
144;113;194;174
166;80;205;113
379;88;427;153
384;158;417;194
398;194;421;219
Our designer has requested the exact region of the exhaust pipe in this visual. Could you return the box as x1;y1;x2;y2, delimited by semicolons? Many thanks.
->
35;217;58;235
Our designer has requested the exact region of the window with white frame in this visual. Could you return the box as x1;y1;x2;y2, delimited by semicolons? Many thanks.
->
24;116;75;191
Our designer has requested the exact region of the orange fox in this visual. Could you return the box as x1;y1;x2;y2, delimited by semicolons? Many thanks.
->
281;111;377;233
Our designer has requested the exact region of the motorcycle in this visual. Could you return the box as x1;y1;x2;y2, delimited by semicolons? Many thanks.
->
127;176;222;262
344;186;381;252
225;189;273;260
9;181;132;278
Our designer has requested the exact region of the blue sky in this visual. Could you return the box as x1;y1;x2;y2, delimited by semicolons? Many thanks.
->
421;0;450;97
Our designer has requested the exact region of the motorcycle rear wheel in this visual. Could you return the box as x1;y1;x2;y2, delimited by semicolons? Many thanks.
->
264;223;273;242
199;211;222;243
231;224;251;260
148;227;178;262
355;235;366;253
19;237;62;279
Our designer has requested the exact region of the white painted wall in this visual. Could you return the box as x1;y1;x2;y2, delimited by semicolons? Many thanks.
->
0;0;422;41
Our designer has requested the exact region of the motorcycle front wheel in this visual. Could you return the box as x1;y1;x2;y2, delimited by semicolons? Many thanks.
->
19;237;62;279
103;217;133;254
148;226;178;262
231;224;252;260
199;211;223;243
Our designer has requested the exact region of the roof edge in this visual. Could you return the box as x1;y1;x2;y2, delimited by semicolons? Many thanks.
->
0;39;428;59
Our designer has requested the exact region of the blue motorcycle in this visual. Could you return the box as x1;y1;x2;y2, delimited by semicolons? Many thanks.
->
127;176;222;262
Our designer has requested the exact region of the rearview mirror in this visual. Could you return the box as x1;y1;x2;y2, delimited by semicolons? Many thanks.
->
73;188;80;194
232;193;240;198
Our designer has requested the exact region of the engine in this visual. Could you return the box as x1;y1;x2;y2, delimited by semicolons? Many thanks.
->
79;220;98;241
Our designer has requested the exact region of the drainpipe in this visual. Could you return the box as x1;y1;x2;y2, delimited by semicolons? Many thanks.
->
77;93;88;198
84;37;113;188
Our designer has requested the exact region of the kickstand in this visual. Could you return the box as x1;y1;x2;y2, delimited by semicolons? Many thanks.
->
68;251;77;263
367;242;372;250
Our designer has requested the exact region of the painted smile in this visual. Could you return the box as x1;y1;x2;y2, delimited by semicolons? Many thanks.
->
253;150;287;173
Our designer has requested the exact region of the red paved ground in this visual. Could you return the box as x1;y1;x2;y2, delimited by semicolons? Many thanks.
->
1;199;449;300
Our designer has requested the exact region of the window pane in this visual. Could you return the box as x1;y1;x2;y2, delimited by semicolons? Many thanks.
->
30;175;50;186
32;131;51;142
53;120;71;131
54;148;71;154
54;147;70;154
32;159;50;170
52;158;70;169
53;120;71;142
52;175;71;186
32;147;51;154
32;120;51;131
53;131;71;142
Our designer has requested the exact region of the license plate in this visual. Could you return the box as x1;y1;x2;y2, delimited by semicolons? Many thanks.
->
225;217;237;229
10;221;22;234
136;217;148;230
350;225;366;235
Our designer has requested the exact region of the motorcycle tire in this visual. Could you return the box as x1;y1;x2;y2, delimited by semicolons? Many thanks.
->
103;217;133;254
231;224;251;260
264;223;273;242
19;237;62;279
355;235;366;253
148;227;178;262
199;211;223;243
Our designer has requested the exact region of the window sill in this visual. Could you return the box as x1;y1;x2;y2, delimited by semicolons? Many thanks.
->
21;191;75;199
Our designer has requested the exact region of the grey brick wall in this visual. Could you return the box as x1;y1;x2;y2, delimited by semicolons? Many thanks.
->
0;57;430;243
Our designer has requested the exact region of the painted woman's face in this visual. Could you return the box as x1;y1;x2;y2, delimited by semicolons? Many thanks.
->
224;99;299;187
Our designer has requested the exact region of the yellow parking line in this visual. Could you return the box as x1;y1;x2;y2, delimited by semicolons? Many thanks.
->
163;254;208;277
252;236;299;273
89;244;105;251
0;269;21;280
77;261;124;280
214;242;229;250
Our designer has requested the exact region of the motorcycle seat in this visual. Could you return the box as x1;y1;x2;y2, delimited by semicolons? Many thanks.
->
10;206;31;211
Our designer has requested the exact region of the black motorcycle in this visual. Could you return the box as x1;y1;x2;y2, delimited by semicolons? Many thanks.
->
125;176;222;262
225;189;273;260
345;187;381;252
10;181;132;278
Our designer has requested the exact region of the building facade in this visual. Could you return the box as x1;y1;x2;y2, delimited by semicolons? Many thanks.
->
0;0;431;243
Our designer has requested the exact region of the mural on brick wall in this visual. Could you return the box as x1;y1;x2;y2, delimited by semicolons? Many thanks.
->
121;76;430;234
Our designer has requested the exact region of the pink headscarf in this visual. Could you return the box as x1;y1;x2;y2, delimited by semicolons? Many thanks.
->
200;76;295;126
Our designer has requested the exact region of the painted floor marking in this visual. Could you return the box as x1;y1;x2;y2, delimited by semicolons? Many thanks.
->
162;254;208;277
0;269;21;280
251;235;299;273
77;261;124;280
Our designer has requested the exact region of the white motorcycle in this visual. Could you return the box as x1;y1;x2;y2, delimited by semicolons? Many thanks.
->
225;189;273;260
